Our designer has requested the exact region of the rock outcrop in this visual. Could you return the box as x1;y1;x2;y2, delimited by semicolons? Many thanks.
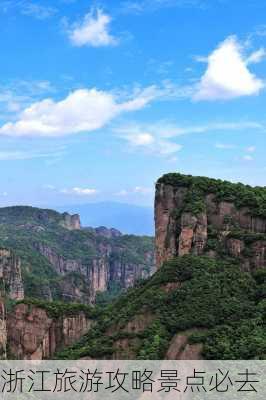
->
155;174;266;270
7;303;93;359
0;249;24;358
0;249;24;300
35;242;154;303
61;213;81;230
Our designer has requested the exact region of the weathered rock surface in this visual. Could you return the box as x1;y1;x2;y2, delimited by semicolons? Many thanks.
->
155;182;266;270
0;249;24;300
35;242;154;303
60;213;81;230
7;303;92;360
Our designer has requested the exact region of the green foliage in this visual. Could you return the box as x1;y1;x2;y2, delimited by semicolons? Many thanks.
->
16;298;100;319
0;206;154;301
157;173;266;217
96;281;124;306
56;255;266;360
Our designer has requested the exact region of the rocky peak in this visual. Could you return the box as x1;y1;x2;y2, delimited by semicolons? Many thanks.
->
61;212;81;230
155;173;266;270
0;206;81;231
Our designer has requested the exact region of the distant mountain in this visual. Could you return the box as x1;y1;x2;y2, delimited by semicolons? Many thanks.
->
0;205;155;305
55;202;154;235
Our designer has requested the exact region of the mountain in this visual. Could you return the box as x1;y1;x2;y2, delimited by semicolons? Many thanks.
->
2;173;266;360
55;202;154;236
0;206;155;305
155;172;266;269
55;173;266;360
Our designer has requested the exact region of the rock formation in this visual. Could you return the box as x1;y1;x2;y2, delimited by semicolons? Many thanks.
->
155;174;266;270
0;206;155;304
7;303;92;359
61;213;81;230
0;248;24;300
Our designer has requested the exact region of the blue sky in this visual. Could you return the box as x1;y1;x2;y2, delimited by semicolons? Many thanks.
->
0;0;266;208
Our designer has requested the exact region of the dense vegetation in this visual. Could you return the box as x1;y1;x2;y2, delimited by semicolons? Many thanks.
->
56;255;266;360
15;298;100;319
0;206;154;301
157;173;266;217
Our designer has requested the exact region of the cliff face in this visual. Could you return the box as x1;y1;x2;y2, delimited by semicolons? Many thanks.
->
35;241;154;303
155;174;266;270
7;303;92;359
0;249;25;358
0;249;24;300
0;206;155;304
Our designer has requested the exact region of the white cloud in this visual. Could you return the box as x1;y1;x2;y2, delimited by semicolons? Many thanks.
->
20;2;57;19
0;1;57;19
134;186;153;194
194;36;265;100
246;48;266;64
121;0;207;14
125;132;155;146
69;9;117;47
116;123;183;156
243;155;253;161
215;143;236;149
0;80;55;115
0;87;159;137
246;145;256;153
61;187;98;196
115;187;153;197
116;120;263;156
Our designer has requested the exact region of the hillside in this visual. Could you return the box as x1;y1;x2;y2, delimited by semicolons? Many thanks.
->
56;173;266;360
0;206;155;304
57;255;266;360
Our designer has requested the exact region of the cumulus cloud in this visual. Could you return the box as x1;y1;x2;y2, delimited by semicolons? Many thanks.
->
69;9;117;47
0;87;159;137
194;36;265;100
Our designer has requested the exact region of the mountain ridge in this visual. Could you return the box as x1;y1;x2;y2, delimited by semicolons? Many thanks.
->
56;172;266;360
0;205;155;304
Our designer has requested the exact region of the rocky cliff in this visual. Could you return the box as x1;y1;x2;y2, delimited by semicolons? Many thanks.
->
155;173;266;270
0;206;155;304
0;248;24;300
7;302;94;359
0;248;25;358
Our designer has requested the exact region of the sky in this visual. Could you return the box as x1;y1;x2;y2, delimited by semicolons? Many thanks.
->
0;0;266;208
